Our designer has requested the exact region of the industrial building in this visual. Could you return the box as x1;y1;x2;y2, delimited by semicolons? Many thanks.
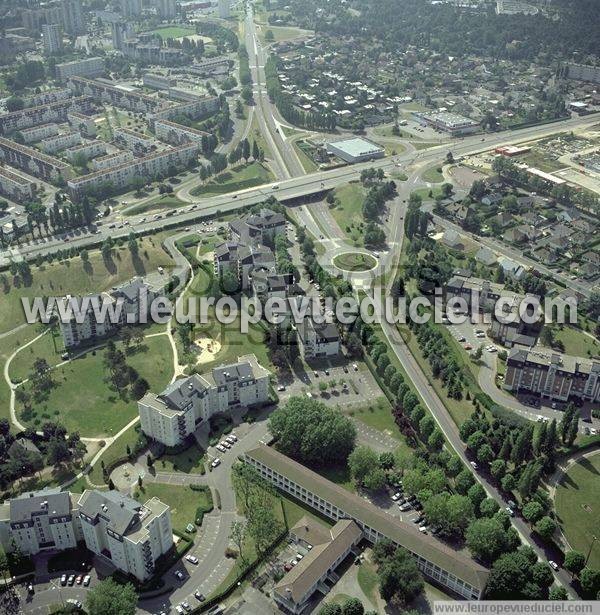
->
419;111;479;136
326;137;385;163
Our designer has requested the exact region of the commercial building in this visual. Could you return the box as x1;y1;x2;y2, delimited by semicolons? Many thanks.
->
177;57;230;77
56;57;105;81
58;277;160;347
78;490;173;582
419;111;479;136
0;166;37;203
0;96;93;134
139;355;270;446
244;446;489;599
67;143;197;200
297;318;340;359
39;131;81;155
154;119;208;148
42;23;62;54
0;488;173;582
505;349;600;404
274;517;362;614
0;137;72;182
326;137;385;163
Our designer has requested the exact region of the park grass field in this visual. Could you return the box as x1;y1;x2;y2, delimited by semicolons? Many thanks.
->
555;453;600;569
156;443;206;474
551;325;599;358
16;335;173;437
190;162;273;197
421;165;444;183
329;182;366;245
124;195;186;216
148;26;196;40
0;236;174;335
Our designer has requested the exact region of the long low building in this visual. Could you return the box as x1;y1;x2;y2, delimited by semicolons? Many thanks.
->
326;137;385;163
154;119;209;148
67;143;197;200
505;348;600;403
244;446;489;599
0;165;37;202
0;487;173;582
419;111;479;136
139;355;270;447
0;137;72;182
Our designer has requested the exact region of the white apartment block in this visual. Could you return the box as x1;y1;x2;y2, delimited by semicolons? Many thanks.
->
0;488;173;583
0;137;72;182
56;57;105;81
139;355;270;446
67;111;97;138
0;489;81;556
20;123;59;144
24;88;72;108
58;277;159;348
67;143;197;201
113;128;159;154
154;119;208;148
42;23;62;54
149;96;220;125
143;73;177;90
64;141;106;164
90;150;134;171
0;96;93;134
39;131;81;155
244;446;490;600
78;490;173;582
0;165;36;202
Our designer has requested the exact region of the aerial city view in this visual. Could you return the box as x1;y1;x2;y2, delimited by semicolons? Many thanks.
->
0;0;598;613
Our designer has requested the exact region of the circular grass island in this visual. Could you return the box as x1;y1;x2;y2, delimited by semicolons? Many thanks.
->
333;252;377;272
554;452;600;569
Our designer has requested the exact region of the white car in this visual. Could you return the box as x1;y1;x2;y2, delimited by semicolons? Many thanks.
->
225;435;236;445
229;433;238;442
174;569;185;580
505;507;515;517
391;493;402;501
185;555;199;565
216;444;226;453
220;440;231;449
470;461;478;469
211;458;221;468
549;560;559;571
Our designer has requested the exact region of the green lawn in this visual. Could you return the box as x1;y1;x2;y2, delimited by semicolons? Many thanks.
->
357;558;379;606
148;26;196;40
555;453;600;570
16;335;173;437
0;236;174;334
258;24;311;43
156;443;205;474
134;483;212;533
124;195;186;217
10;330;65;383
333;252;377;272
350;396;409;449
329;182;366;246
190;162;273;197
551;325;599;359
88;423;142;485
319;463;354;492
293;141;319;172
421;166;444;183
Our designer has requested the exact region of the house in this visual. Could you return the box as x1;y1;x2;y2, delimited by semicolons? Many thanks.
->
581;251;600;267
503;227;529;244
441;229;465;250
497;256;526;280
557;209;580;224
8;438;41;459
297;318;340;360
213;241;277;291
475;246;497;266
533;246;559;265
495;212;513;229
481;193;503;206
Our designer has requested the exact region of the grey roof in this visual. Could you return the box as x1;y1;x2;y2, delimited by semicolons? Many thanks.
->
298;318;339;343
111;277;151;302
214;241;241;261
212;361;255;385
159;374;210;409
10;488;70;523
78;490;141;536
245;446;490;593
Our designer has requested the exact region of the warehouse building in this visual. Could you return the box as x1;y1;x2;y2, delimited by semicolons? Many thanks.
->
419;111;479;136
326;137;385;163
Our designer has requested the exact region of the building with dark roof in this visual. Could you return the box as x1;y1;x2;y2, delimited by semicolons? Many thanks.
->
297;318;340;359
228;208;287;245
244;446;489;599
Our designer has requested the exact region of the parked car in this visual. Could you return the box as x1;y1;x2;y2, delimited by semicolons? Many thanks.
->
174;569;185;580
27;583;34;594
470;461;478;469
391;492;402;501
60;574;67;586
220;440;231;449
182;602;191;612
549;560;559;571
186;555;199;565
211;458;221;468
277;384;286;391
195;591;206;601
505;507;515;517
83;575;91;587
216;444;226;453
67;575;75;586
76;575;83;585
229;433;237;442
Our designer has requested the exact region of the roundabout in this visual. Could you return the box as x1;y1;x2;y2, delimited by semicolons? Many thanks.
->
333;252;378;272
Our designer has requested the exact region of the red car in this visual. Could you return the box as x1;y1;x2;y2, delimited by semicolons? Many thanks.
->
75;575;83;585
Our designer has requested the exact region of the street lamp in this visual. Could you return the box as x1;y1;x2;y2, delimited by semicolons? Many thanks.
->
585;535;597;566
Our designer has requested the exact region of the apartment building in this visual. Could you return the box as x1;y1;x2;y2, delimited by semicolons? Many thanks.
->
275;517;361;614
139;355;270;446
78;490;173;582
22;5;63;34
121;40;185;66
0;489;81;556
40;131;81;155
0;488;173;583
67;143;197;201
113;128;159;154
154;119;208;148
244;446;489;600
0;166;37;203
42;23;62;54
297;318;340;360
0;137;72;182
61;0;85;36
56;57;105;81
58;277;159;347
25;88;72;108
67;111;98;138
0;96;93;134
213;241;277;290
20;123;59;144
90;150;134;171
68;77;165;113
176;57;230;77
143;73;177;90
229;208;287;245
505;349;600;403
149;96;220;125
156;0;177;19
64;140;106;164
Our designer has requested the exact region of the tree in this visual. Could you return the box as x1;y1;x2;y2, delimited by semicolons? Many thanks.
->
580;568;600;595
465;518;508;563
319;605;342;615
0;548;8;583
522;501;544;524
268;397;356;465
376;546;424;606
86;579;137;615
348;446;379;486
230;520;247;563
531;562;554;588
342;597;364;615
548;586;568;600
534;516;557;542
485;553;528;598
563;551;585;577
